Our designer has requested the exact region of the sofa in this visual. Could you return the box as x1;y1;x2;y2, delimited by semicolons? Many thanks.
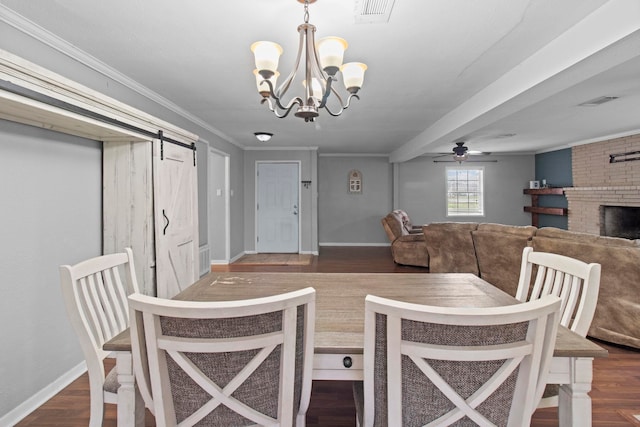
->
381;210;429;267
421;221;640;350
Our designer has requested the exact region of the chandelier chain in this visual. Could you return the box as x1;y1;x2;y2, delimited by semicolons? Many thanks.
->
304;1;310;23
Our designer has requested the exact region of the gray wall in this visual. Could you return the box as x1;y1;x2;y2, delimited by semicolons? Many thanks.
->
535;148;571;229
0;120;102;419
196;140;209;246
318;155;392;244
244;149;318;253
1;19;247;421
397;155;535;226
0;18;246;263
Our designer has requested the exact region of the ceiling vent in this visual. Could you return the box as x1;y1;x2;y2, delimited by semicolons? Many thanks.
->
354;0;396;24
578;96;619;107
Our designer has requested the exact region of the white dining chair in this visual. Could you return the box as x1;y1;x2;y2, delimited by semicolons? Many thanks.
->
516;246;601;408
59;248;140;427
128;287;316;427
354;293;561;427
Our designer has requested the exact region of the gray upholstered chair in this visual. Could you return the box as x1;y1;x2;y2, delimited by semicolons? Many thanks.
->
128;287;316;427
353;294;561;427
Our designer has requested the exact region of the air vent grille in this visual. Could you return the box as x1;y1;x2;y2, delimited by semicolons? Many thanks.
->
355;0;395;23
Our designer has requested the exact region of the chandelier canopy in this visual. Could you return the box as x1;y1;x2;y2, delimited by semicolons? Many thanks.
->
251;0;367;122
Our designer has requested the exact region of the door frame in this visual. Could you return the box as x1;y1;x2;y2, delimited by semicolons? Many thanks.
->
254;160;302;253
208;147;230;264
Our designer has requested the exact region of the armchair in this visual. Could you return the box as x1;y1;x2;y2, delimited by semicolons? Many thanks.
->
381;210;429;268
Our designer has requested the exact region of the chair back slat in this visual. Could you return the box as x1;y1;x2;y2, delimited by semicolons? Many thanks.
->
517;247;602;336
105;265;130;330
94;270;118;340
129;288;315;427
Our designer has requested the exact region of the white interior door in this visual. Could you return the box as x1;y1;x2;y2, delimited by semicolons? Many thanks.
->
154;140;199;298
257;162;299;253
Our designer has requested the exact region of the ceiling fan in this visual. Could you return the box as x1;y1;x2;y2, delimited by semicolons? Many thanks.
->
432;142;494;163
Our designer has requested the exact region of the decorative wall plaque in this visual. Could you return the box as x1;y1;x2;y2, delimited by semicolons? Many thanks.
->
348;169;362;194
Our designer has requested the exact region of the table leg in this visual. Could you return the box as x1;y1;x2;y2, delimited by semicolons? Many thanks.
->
558;357;593;427
115;351;145;427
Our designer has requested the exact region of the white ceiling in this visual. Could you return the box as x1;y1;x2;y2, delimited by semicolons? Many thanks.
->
2;0;640;161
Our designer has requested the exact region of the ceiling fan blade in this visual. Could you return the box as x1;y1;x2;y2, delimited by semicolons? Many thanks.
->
432;152;453;158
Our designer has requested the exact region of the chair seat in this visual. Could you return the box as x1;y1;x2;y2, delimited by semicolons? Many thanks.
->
103;366;120;394
543;383;559;399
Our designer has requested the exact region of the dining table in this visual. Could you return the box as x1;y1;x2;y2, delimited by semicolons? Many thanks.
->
104;271;607;427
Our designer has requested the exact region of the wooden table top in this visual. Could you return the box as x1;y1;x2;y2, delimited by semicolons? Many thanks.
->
105;272;607;358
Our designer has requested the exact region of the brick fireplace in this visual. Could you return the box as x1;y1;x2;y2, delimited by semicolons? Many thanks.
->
564;134;640;235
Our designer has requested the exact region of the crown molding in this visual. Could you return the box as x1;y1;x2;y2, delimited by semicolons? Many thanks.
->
244;146;319;151
319;152;390;157
0;4;242;148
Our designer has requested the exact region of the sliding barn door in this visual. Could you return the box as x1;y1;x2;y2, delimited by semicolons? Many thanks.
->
153;140;199;298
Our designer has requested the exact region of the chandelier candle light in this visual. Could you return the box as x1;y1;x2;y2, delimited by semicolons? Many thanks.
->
251;0;367;122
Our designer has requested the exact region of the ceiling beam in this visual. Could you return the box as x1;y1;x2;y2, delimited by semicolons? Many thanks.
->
389;0;640;163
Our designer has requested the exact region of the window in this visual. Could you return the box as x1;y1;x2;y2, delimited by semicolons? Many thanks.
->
446;166;484;216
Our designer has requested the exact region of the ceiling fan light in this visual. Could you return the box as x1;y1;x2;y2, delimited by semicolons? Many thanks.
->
453;152;469;162
251;41;283;76
317;36;348;75
254;69;279;97
341;62;367;93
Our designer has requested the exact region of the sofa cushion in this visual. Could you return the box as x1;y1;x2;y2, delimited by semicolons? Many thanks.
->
393;209;414;234
423;222;479;274
476;223;538;237
472;224;536;296
391;234;429;267
536;227;640;247
532;235;640;349
381;213;404;241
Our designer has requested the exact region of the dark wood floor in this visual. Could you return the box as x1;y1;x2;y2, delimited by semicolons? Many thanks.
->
17;247;640;426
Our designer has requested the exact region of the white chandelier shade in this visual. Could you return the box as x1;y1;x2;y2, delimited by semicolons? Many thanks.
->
251;41;283;75
250;0;367;122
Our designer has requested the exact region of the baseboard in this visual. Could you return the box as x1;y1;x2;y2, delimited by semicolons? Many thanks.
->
230;252;248;263
319;242;390;247
299;250;319;256
1;361;86;426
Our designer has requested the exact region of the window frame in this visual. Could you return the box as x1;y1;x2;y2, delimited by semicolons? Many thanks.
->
445;165;485;217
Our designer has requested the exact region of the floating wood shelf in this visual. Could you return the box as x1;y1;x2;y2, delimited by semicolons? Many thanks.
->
524;206;568;215
523;187;567;226
523;188;565;196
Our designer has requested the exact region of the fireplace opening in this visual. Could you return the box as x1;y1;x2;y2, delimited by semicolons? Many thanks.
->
600;205;640;239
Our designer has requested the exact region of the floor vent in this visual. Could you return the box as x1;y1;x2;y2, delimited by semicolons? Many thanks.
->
354;0;396;23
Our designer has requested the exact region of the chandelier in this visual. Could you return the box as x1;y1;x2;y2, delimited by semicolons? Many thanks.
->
251;0;367;122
